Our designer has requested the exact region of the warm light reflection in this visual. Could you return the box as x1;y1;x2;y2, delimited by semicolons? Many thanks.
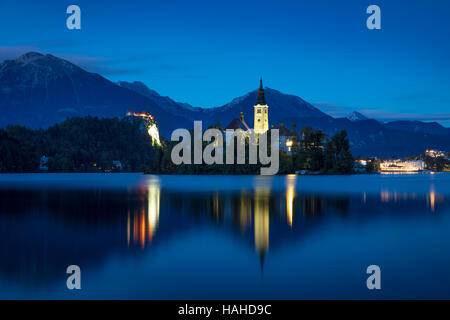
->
127;210;130;246
428;186;438;212
211;192;222;221
380;188;441;213
286;175;296;227
127;177;161;248
254;188;270;257
148;180;161;237
430;189;436;212
239;192;252;233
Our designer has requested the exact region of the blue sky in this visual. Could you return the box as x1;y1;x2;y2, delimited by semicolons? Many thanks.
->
1;0;450;125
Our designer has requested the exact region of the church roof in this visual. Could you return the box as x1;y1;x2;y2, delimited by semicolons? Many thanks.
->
255;77;266;105
225;117;250;131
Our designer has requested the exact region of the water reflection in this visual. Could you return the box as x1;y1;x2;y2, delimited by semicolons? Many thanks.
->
380;188;442;213
0;174;447;296
254;187;270;259
238;191;252;233
286;175;296;227
429;187;436;212
127;177;161;248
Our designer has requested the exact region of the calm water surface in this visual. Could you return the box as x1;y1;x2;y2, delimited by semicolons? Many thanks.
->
0;173;449;299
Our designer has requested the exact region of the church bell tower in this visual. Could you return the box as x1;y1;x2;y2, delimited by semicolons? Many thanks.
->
253;77;269;135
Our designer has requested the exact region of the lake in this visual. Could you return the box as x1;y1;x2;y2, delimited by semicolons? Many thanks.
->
0;173;449;299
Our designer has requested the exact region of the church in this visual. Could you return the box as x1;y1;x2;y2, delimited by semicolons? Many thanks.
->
225;78;297;153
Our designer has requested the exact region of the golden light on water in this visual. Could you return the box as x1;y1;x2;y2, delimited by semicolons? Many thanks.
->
127;211;130;246
212;192;220;220
381;187;441;213
428;186;437;212
239;192;252;233
254;188;270;256
127;178;161;248
148;181;161;235
140;208;146;248
286;175;297;227
430;190;436;212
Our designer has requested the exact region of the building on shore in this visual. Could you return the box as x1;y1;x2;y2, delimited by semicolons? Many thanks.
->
273;124;297;153
126;110;161;146
225;112;251;131
224;78;297;152
253;77;269;135
379;160;425;172
425;149;447;159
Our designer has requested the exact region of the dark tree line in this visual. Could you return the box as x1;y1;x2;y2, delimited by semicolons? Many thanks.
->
289;127;354;174
146;125;354;175
1;117;354;174
0;116;158;173
419;153;450;171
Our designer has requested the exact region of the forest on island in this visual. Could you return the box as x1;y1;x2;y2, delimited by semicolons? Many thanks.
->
0;116;356;174
0;116;156;173
147;124;355;175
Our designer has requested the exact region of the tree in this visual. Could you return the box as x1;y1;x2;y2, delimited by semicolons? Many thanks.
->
324;130;354;174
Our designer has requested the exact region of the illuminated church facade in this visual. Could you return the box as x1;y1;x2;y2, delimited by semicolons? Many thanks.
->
253;78;269;135
225;78;296;153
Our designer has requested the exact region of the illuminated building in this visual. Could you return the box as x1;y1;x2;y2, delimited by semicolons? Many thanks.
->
425;149;447;158
253;77;269;135
356;159;367;166
225;78;299;153
379;160;425;172
225;112;251;131
274;124;297;153
126;110;161;146
224;78;269;137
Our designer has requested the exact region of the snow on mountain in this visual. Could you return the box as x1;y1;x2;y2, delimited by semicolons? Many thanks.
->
347;111;368;122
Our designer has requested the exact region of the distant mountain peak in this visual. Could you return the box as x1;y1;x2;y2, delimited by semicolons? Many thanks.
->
116;80;202;115
347;111;368;122
116;81;161;98
16;52;45;63
1;51;448;157
13;52;63;66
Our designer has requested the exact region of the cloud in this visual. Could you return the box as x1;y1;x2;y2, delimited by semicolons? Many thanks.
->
389;92;434;103
55;52;204;76
313;102;353;117
0;45;209;77
53;53;141;75
359;110;450;122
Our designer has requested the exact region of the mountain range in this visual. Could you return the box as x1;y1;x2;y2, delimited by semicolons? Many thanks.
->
1;52;449;157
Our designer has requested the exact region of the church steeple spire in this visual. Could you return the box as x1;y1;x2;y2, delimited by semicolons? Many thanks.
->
254;77;269;135
256;77;266;105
